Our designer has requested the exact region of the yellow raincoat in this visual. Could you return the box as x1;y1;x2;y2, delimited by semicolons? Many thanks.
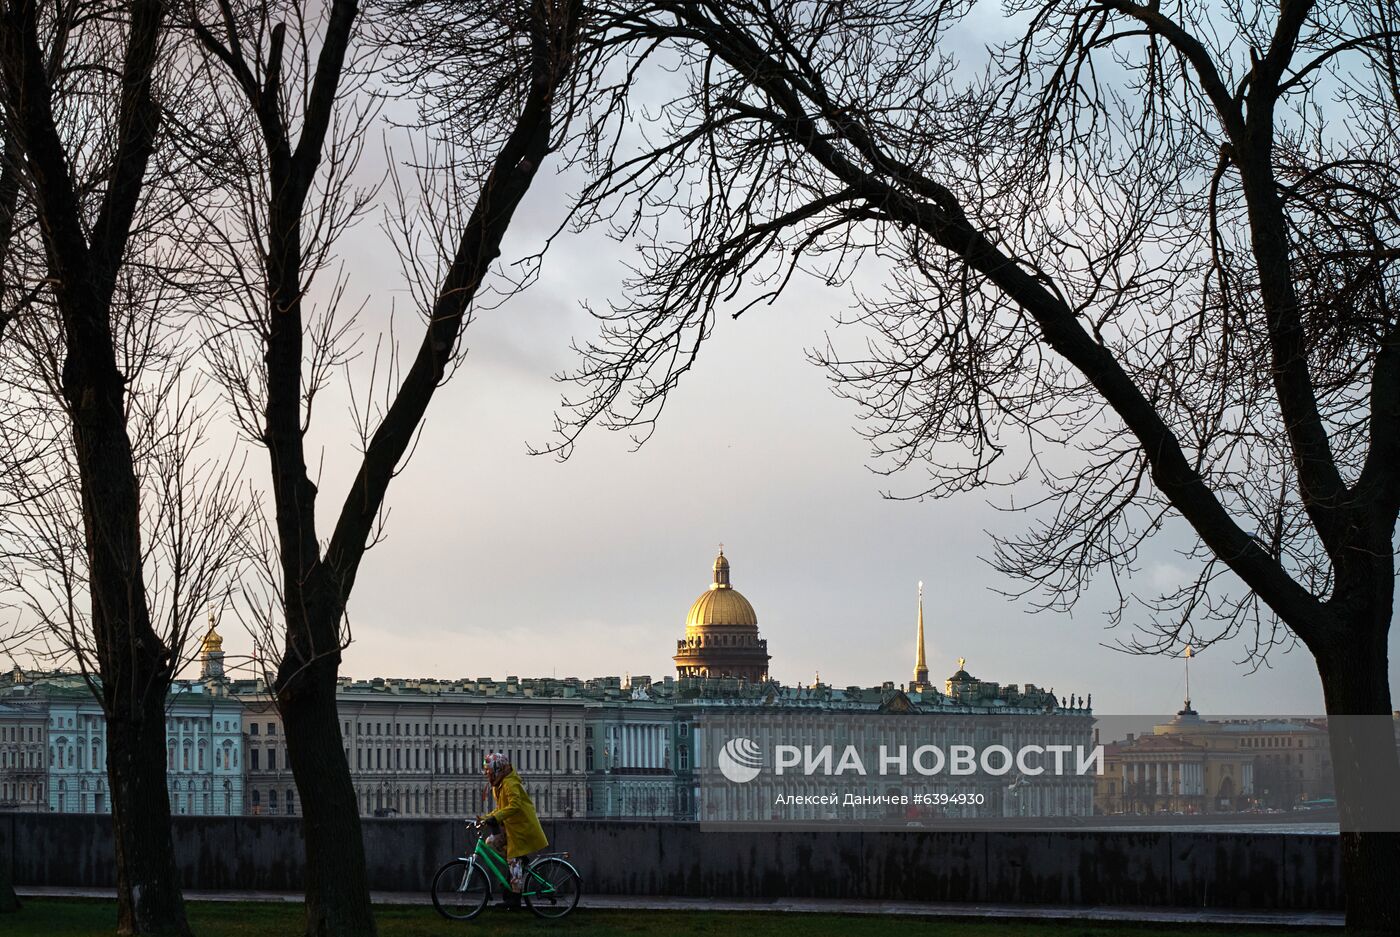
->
484;768;548;858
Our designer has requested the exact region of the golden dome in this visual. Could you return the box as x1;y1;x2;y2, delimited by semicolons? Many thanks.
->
202;623;224;654
685;548;758;628
686;588;758;628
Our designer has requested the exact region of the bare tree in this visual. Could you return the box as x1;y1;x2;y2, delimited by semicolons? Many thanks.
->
0;1;257;932
188;0;584;932
0;362;255;683
552;1;1399;929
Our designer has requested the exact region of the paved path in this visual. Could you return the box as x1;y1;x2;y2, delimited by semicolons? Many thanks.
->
17;886;1343;927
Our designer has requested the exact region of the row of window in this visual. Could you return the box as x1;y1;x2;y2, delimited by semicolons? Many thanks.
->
166;718;234;733
166;744;239;772
248;788;295;814
341;720;582;740
344;745;582;774
0;781;42;801
45;715;236;732
48;743;100;769
0;750;41;769
1243;736;1314;748
9;718;690;749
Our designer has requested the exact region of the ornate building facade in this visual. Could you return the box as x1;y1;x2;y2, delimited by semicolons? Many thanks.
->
584;687;675;818
1097;707;1256;816
232;676;589;819
0;687;47;811
0;655;245;816
1095;701;1337;815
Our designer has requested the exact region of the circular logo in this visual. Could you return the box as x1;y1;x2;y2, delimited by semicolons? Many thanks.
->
717;736;763;783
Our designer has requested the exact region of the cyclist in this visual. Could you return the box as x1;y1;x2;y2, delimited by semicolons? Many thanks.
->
478;751;548;909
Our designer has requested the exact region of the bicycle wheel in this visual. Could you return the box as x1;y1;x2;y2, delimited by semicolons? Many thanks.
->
523;856;581;919
431;859;490;921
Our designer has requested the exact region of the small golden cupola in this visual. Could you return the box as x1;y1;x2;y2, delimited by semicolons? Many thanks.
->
200;610;226;683
674;546;770;682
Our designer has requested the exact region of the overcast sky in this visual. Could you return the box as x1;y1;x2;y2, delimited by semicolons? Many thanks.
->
185;174;1396;719
182;5;1400;718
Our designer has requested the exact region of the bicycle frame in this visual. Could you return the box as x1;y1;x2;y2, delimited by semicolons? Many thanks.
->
456;832;573;899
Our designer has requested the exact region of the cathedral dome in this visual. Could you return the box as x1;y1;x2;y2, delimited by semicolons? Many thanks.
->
685;549;758;628
686;587;758;628
675;547;770;683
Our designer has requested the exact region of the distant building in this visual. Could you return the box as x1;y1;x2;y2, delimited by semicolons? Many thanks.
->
1096;699;1336;815
1219;719;1333;807
677;670;1095;823
1098;706;1255;815
230;674;588;819
668;551;1094;822
584;678;676;818
0;674;47;811
0;636;245;816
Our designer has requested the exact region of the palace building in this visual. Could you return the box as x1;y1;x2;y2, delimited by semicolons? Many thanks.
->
0;645;245;817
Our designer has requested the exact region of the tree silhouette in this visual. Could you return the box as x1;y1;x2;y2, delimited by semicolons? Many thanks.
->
555;2;1400;928
189;0;585;932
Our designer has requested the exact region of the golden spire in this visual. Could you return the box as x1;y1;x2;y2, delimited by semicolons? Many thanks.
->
913;580;929;687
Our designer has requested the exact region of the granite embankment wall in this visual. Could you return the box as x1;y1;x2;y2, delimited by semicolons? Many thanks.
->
1;815;1343;910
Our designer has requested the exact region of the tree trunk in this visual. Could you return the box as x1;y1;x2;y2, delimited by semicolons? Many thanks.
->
106;687;190;936
1315;628;1400;934
63;288;191;936
278;606;376;937
0;740;13;910
0;824;18;912
65;301;191;937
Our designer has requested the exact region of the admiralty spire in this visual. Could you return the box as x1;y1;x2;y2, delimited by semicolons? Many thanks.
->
913;580;929;690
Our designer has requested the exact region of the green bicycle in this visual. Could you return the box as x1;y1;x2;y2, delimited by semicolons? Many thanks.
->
431;820;582;921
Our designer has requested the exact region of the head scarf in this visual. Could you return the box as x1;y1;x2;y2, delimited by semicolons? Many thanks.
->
484;751;512;777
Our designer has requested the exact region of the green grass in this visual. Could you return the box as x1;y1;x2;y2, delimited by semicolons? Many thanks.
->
4;898;1338;937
